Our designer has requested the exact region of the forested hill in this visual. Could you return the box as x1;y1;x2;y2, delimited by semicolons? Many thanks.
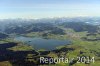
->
0;17;100;34
0;33;8;39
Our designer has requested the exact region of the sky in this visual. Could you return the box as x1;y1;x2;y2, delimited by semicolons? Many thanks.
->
0;0;100;19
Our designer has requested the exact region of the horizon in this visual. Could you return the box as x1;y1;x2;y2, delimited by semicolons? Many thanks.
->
0;0;100;19
0;16;99;19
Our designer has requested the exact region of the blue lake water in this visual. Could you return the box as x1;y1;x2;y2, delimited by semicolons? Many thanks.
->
14;36;71;50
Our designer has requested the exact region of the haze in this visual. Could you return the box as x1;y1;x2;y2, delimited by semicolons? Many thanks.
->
0;0;100;19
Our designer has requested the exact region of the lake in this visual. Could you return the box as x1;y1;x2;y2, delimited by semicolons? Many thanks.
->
14;36;71;50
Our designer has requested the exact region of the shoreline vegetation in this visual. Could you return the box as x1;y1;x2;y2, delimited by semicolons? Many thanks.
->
0;18;100;66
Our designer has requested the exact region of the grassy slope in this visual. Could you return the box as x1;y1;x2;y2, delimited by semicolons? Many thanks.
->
0;28;100;66
19;28;100;66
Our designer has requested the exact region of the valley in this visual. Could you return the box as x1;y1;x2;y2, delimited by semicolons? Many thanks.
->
0;17;100;66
